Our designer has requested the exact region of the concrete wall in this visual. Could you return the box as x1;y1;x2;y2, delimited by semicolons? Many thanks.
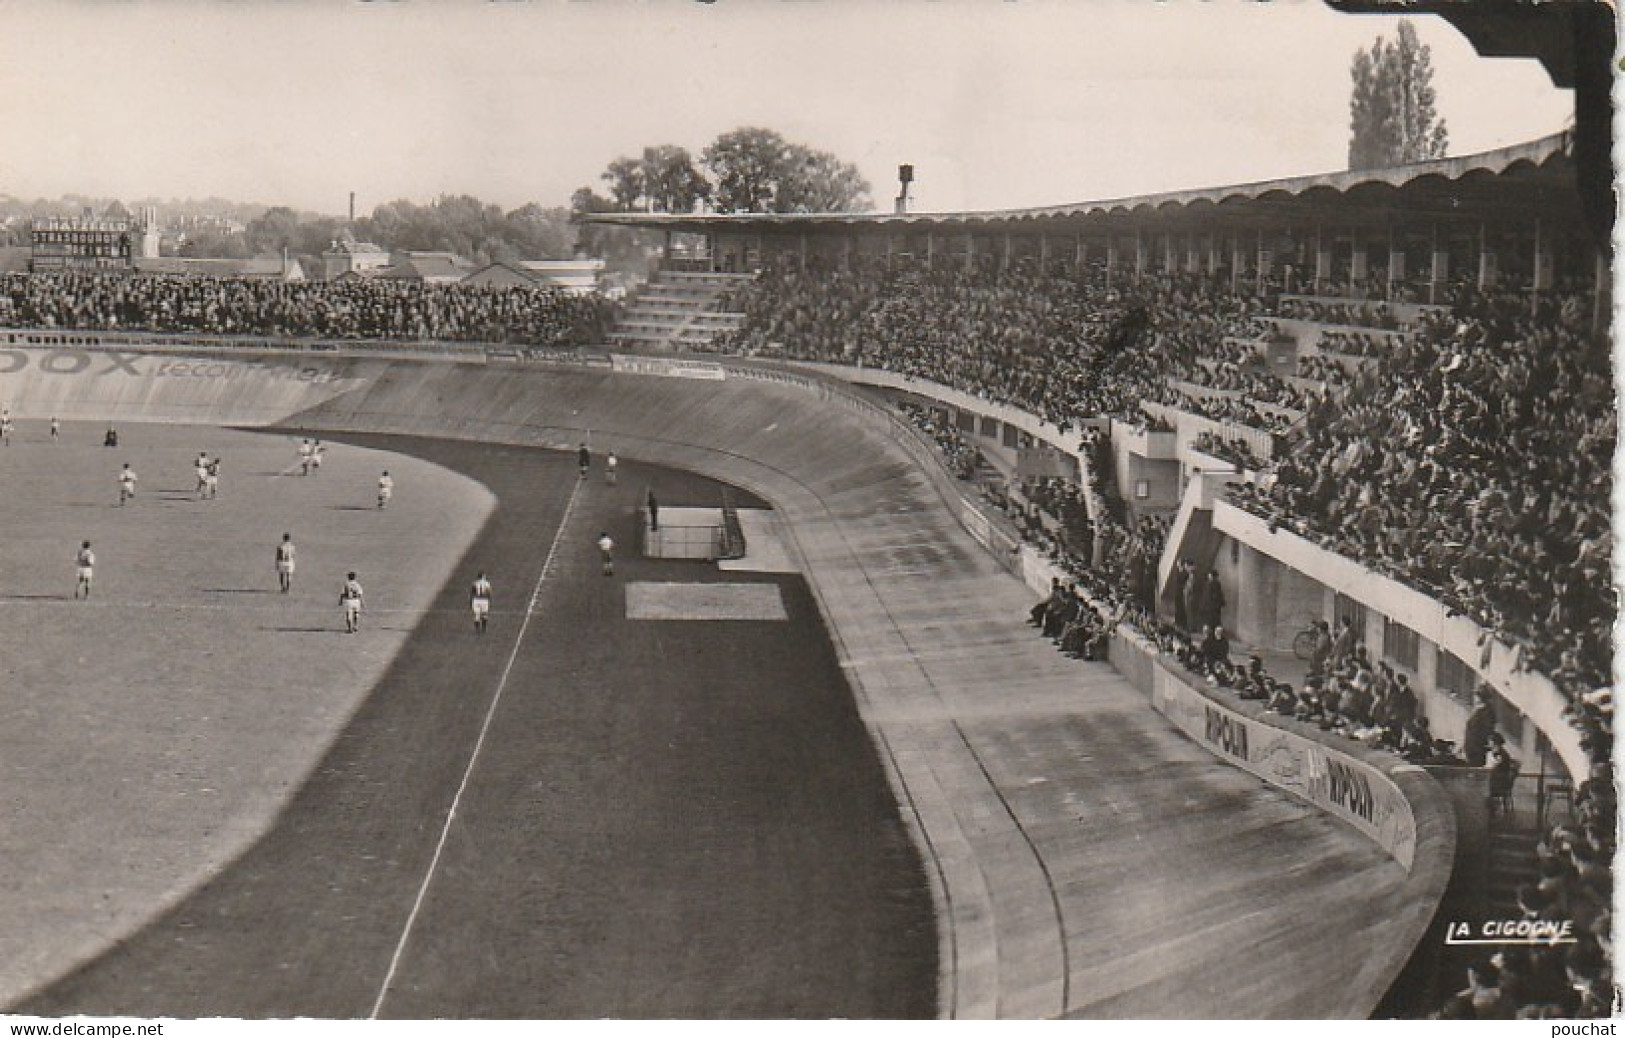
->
1213;501;1587;780
0;346;374;426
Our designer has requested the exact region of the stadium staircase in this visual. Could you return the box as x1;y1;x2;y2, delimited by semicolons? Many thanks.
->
1154;470;1235;614
1483;827;1542;918
605;271;751;352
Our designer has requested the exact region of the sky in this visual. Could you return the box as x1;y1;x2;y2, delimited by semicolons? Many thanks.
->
0;0;1575;218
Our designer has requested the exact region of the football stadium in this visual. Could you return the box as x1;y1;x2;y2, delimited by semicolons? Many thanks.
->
0;2;1613;1025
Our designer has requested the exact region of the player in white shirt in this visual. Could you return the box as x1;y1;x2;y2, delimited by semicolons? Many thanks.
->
340;572;365;633
298;439;314;476
605;450;618;486
377;471;393;509
597;531;615;576
310;440;324;473
275;533;297;593
195;453;211;497
203;457;220;499
117;463;138;505
49;416;59;442
1;410;13;446
74;541;95;599
470;572;493;633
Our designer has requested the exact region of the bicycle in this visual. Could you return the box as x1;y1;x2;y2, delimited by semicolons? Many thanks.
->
1292;623;1320;660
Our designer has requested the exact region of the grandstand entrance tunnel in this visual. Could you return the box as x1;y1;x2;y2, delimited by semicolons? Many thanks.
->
0;347;1455;1018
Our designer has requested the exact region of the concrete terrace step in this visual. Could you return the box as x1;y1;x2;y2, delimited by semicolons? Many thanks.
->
611;270;751;349
617;306;713;319
613;312;742;330
660;271;755;283
628;286;716;300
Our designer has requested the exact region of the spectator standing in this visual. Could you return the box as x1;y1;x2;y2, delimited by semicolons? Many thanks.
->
1308;620;1333;676
1330;616;1357;663
1171;560;1191;632
1462;687;1499;767
1200;571;1225;630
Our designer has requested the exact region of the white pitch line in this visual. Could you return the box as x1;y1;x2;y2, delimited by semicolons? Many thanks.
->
368;476;583;1019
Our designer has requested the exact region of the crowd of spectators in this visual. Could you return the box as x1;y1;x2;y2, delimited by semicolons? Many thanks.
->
1230;290;1613;737
1177;338;1318;411
1190;432;1268;472
990;475;1094;564
1277;296;1410;330
722;260;1125;431
1293;353;1360;387
897;402;980;479
721;262;1278;434
1163;388;1300;435
731;263;1609;742
1315;328;1397;358
0;272;619;348
723;257;1611;1018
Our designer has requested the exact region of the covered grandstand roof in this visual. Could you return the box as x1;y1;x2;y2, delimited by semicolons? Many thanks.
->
585;132;1585;236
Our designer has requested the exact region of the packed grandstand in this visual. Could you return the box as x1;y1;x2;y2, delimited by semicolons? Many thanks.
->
0;133;1612;1020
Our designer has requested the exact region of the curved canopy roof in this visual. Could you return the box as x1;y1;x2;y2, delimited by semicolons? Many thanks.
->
586;132;1585;239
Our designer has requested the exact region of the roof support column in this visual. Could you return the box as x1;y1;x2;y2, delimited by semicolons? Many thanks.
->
1230;234;1243;294
1350;234;1368;291
1386;226;1403;303
1477;223;1497;290
1162;232;1176;274
1314;226;1331;296
925;230;934;270
1134;230;1146;276
1283;225;1296;294
842;233;852;273
1532;217;1554;301
1039;232;1050;274
1001;232;1012;274
885;232;894;273
1105;236;1118;290
799;232;808;274
1429;222;1448;305
965;231;975;274
1255;229;1266;296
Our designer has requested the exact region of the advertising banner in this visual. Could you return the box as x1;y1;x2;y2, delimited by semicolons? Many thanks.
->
1150;663;1418;868
609;355;726;381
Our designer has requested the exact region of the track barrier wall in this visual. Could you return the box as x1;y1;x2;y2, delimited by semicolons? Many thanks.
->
731;356;1454;870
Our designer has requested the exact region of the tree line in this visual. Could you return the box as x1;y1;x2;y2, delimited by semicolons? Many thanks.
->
572;126;872;216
